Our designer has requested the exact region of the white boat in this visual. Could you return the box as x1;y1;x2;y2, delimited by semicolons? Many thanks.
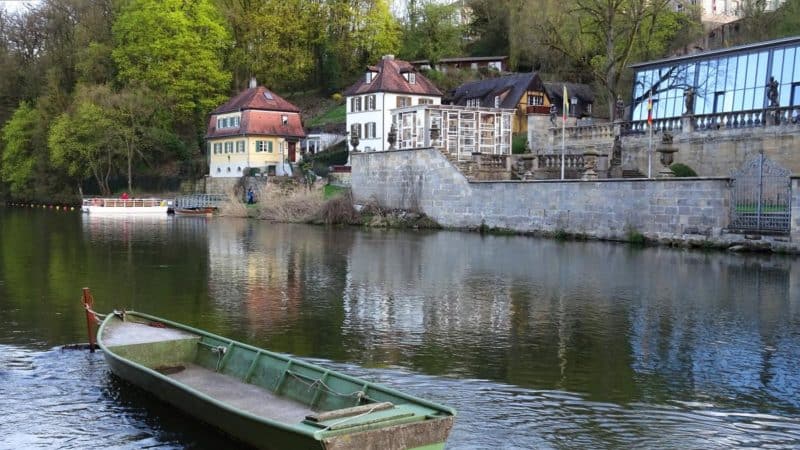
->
82;198;171;215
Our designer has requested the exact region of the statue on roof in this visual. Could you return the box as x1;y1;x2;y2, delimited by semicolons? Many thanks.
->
767;77;779;107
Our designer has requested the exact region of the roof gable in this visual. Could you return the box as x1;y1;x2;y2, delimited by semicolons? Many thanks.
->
343;56;443;97
449;73;544;108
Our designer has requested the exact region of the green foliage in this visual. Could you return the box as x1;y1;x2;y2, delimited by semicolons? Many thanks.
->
323;184;347;199
306;104;346;128
512;133;528;154
401;1;465;64
626;227;646;245
0;102;40;194
49;98;117;195
670;163;698;177
113;0;231;118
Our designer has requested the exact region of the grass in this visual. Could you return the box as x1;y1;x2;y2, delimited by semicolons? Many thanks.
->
305;104;346;128
323;184;347;199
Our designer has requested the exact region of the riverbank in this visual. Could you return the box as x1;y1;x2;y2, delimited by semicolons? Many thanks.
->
215;182;799;255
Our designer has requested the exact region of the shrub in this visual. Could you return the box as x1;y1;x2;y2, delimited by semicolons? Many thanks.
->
512;133;528;154
316;191;360;225
670;163;698;177
331;92;343;103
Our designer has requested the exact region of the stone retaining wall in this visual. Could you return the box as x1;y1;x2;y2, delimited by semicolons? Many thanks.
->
352;148;800;248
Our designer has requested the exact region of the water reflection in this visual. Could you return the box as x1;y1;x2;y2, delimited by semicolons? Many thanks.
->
1;210;800;448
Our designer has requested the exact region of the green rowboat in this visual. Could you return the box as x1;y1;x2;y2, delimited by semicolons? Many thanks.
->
97;311;455;450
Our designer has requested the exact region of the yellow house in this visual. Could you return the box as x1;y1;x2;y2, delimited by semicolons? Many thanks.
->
206;80;305;177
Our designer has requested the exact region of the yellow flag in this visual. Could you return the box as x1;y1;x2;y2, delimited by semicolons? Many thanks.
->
562;85;568;122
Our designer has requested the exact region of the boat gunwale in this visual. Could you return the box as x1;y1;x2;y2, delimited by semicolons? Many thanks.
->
97;311;455;440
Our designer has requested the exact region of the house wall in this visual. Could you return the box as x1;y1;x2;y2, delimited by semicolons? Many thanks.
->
209;136;292;178
346;92;441;152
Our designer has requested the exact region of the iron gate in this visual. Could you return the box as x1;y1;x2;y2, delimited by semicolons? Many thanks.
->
729;154;792;233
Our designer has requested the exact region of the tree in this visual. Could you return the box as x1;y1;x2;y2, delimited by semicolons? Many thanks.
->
400;0;464;65
466;0;510;58
0;102;41;195
112;0;231;129
532;0;702;117
49;97;117;196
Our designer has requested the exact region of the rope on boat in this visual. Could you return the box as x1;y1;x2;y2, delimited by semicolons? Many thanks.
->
287;370;366;401
83;303;107;325
320;405;380;431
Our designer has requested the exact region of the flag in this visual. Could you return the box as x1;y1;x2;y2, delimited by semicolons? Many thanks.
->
647;94;653;126
562;85;568;122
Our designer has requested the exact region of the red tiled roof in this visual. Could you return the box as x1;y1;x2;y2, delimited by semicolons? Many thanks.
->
343;57;442;97
211;86;300;114
206;110;305;139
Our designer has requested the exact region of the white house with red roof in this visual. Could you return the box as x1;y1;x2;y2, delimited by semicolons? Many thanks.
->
206;79;305;178
344;55;442;152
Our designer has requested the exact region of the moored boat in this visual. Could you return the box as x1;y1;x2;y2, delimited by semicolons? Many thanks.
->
94;308;455;449
82;198;171;215
174;206;216;217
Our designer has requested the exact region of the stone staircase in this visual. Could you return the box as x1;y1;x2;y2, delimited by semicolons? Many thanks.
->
622;169;647;178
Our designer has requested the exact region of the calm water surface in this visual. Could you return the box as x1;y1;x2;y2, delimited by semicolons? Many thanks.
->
1;208;799;449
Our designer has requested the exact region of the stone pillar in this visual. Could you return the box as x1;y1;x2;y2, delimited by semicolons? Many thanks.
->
792;177;800;243
681;114;695;132
582;147;599;181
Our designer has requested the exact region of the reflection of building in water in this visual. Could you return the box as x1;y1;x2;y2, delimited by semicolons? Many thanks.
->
629;256;800;408
206;221;308;332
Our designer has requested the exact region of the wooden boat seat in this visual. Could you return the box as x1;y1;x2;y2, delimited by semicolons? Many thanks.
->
102;319;198;347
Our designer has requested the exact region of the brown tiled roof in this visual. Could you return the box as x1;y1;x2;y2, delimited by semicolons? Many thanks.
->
211;86;300;114
343;57;442;97
206;110;305;139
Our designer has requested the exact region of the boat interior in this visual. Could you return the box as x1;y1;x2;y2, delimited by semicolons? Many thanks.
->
100;313;450;435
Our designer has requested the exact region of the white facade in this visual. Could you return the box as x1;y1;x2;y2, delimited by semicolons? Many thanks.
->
392;104;513;161
346;92;441;152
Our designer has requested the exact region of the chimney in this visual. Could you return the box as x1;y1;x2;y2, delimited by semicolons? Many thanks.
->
382;55;395;61
249;77;257;89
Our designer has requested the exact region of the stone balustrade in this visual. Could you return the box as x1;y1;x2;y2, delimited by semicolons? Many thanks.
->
626;105;800;134
537;154;585;170
551;123;616;141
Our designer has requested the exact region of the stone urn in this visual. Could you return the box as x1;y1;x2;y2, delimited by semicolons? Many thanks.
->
656;132;677;177
387;123;397;150
350;130;360;152
582;147;599;180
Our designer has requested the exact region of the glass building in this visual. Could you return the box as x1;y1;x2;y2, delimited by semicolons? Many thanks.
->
629;36;800;123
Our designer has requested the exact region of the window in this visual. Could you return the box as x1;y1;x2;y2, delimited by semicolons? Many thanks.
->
217;116;240;129
237;140;245;153
224;142;233;153
350;123;361;137
256;141;273;153
237;166;241;172
364;122;377;138
494;96;500;108
366;95;376;110
213;143;222;154
365;71;374;83
466;98;480;107
418;98;433;105
281;114;288;125
403;72;416;84
350;97;362;112
528;94;544;106
396;96;412;107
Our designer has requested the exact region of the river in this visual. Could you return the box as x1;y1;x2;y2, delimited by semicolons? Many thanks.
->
1;207;799;449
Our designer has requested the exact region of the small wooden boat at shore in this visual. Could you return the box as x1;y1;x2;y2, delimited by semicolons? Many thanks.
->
95;309;455;450
174;206;216;217
82;198;170;215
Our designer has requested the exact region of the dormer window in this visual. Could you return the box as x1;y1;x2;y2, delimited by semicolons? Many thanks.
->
281;114;288;125
217;116;240;129
402;72;416;84
466;98;480;107
365;71;375;83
